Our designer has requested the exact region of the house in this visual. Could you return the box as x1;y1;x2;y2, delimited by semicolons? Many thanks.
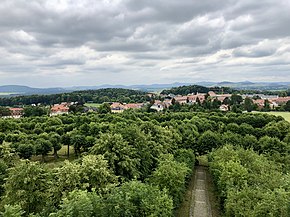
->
187;95;198;104
208;91;217;97
163;99;172;108
242;94;279;100
216;94;232;102
253;99;265;109
219;104;229;112
147;93;155;98
110;102;126;113
271;97;290;106
124;103;144;109
150;103;164;112
83;107;98;113
269;101;279;109
9;108;23;118
110;102;146;113
186;93;207;104
50;103;70;116
174;96;188;104
208;91;231;102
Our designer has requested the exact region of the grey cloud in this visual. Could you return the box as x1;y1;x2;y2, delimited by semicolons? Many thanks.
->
233;46;277;58
0;0;290;86
125;0;234;23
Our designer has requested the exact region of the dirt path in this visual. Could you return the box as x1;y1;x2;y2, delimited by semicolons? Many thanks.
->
190;166;213;217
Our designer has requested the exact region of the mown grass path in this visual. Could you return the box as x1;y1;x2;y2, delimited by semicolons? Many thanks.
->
190;165;212;217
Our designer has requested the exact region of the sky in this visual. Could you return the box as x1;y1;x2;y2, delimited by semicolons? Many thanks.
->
0;0;290;87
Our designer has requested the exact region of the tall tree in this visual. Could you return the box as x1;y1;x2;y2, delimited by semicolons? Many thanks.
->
244;97;254;112
98;103;111;114
285;100;290;112
49;132;62;159
17;143;35;159
0;107;10;117
230;94;243;105
35;138;52;162
197;130;222;155
61;133;71;158
90;133;140;181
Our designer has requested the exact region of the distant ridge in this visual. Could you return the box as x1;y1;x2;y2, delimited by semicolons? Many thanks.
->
69;82;192;91
0;85;69;96
0;81;290;97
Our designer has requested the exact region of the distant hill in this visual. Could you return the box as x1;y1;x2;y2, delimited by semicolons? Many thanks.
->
213;81;290;90
68;82;192;92
0;85;69;96
0;83;194;97
72;81;290;92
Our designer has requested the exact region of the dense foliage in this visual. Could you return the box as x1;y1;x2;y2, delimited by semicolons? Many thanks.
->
0;88;151;106
0;111;199;216
0;108;290;216
209;145;290;216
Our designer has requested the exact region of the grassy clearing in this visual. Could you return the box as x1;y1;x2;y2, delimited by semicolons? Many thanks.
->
31;145;76;166
84;103;101;108
255;111;290;122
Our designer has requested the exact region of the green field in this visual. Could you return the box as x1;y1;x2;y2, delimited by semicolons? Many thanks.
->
263;112;290;122
0;92;18;95
84;103;101;108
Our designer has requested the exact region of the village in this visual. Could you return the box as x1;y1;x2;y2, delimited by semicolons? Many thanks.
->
111;91;290;113
2;90;290;118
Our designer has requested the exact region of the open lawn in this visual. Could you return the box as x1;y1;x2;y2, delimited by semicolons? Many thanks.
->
262;112;290;122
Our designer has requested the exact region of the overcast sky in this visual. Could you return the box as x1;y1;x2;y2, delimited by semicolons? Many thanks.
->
0;0;290;87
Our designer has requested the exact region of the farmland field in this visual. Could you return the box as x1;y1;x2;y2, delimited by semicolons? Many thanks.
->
0;92;17;95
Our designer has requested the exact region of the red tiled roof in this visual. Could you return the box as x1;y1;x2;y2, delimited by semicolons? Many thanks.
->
272;97;290;103
208;91;216;96
110;103;125;110
125;103;143;109
51;104;69;112
9;108;23;111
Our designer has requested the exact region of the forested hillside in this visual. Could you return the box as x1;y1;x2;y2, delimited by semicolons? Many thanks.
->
0;110;290;216
0;88;151;106
161;85;234;95
161;84;290;96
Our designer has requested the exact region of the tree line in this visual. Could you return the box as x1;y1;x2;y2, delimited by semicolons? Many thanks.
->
161;84;290;97
0;88;151;106
160;85;234;95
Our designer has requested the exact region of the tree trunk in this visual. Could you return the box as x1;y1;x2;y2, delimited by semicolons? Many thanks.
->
41;154;45;163
67;144;70;159
53;148;59;160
